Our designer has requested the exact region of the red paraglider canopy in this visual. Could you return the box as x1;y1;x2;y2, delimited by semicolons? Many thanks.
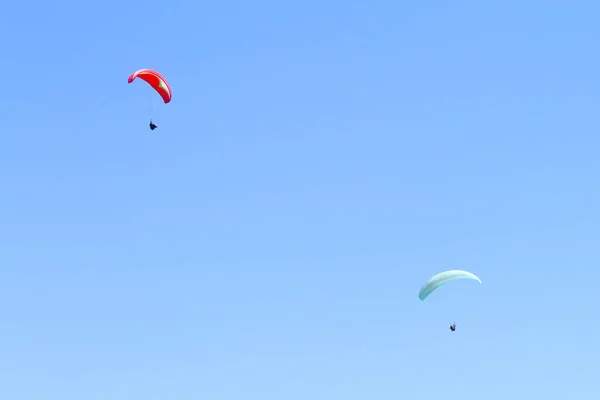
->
128;68;172;104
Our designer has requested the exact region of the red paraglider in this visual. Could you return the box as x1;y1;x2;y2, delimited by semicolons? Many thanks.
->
127;69;172;104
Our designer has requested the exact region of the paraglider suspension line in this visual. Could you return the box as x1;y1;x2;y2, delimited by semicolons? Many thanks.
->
151;94;156;121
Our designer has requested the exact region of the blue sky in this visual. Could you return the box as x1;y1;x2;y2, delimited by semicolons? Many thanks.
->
1;0;599;399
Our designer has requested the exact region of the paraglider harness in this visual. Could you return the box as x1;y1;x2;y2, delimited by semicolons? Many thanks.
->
149;121;158;130
450;323;456;332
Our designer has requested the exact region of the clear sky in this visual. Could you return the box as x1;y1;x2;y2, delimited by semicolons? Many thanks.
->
1;0;598;399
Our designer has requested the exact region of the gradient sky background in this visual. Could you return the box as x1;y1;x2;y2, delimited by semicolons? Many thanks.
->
1;1;599;399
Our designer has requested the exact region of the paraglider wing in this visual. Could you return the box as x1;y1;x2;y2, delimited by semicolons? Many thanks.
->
128;69;172;104
418;270;481;301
